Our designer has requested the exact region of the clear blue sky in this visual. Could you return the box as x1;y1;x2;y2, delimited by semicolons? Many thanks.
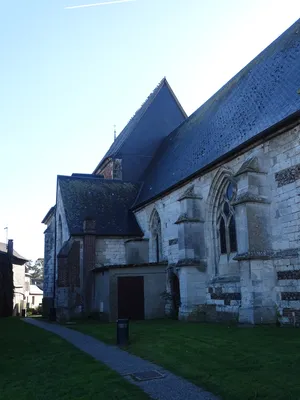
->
0;0;299;260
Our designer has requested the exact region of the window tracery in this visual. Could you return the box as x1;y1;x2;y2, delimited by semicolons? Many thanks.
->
217;181;237;258
150;209;162;262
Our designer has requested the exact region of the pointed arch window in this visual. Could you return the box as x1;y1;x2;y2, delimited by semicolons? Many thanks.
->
217;181;237;257
58;215;63;250
150;209;162;263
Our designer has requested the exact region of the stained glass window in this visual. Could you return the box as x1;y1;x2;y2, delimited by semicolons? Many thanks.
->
156;234;160;262
220;218;227;254
226;182;234;200
151;210;162;263
223;202;230;216
229;217;237;253
217;181;237;256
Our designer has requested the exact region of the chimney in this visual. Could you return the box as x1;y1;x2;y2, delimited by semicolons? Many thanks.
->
83;219;96;235
7;239;13;261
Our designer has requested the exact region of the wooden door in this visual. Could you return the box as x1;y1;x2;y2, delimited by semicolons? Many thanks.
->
117;276;145;320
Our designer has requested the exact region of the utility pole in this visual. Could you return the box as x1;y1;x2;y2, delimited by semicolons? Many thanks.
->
114;125;117;141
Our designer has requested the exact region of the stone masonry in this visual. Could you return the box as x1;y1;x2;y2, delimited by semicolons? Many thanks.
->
42;22;300;324
135;122;300;324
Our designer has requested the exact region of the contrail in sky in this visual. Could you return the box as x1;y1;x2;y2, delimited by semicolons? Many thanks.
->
65;0;136;9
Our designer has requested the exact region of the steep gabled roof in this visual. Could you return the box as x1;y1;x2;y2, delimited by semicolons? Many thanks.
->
58;175;143;236
93;77;187;174
135;18;300;207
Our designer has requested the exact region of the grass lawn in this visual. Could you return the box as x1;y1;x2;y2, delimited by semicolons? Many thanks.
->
0;318;149;400
72;319;300;400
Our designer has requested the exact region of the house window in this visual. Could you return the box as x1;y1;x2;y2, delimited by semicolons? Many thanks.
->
217;182;237;257
32;296;35;305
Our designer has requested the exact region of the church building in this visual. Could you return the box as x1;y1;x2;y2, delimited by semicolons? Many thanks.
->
42;19;300;325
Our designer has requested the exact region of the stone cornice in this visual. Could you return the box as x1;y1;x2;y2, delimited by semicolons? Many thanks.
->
178;185;203;201
124;238;149;243
232;192;270;206
210;275;240;284
234;248;299;261
175;213;204;224
175;258;206;271
92;261;168;272
234;156;265;177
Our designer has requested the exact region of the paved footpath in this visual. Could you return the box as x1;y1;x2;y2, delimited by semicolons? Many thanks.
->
24;318;219;400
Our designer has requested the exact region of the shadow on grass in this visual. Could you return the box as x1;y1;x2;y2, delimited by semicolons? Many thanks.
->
71;319;300;400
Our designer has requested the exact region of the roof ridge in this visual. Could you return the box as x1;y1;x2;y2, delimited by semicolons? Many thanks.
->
104;77;167;153
126;77;166;125
92;77;170;174
58;174;140;185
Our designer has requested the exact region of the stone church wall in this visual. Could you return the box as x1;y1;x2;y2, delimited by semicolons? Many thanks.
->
95;238;127;266
43;216;55;299
43;184;70;315
135;121;300;324
56;184;70;255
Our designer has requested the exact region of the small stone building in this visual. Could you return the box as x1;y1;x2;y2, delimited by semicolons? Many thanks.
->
0;241;28;316
24;274;43;309
43;20;300;325
0;242;28;314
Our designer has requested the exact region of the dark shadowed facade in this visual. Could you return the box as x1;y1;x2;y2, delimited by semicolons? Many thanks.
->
43;20;300;324
0;241;28;317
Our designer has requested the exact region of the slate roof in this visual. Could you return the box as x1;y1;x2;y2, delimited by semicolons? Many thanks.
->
29;284;43;295
58;175;143;236
0;242;26;261
0;242;28;263
136;19;300;207
93;77;187;175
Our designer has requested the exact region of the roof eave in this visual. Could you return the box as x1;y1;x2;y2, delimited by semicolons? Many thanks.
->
12;256;28;265
133;110;300;210
164;78;188;119
71;232;143;237
41;206;55;224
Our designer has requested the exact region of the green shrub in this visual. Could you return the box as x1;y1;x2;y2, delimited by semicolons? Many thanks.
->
26;306;42;316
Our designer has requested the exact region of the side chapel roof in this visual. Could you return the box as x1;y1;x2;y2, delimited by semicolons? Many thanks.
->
58;175;143;237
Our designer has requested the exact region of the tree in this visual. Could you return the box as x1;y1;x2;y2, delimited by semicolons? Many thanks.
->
25;258;44;280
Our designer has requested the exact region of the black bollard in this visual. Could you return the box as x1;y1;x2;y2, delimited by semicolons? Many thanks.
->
117;318;129;346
